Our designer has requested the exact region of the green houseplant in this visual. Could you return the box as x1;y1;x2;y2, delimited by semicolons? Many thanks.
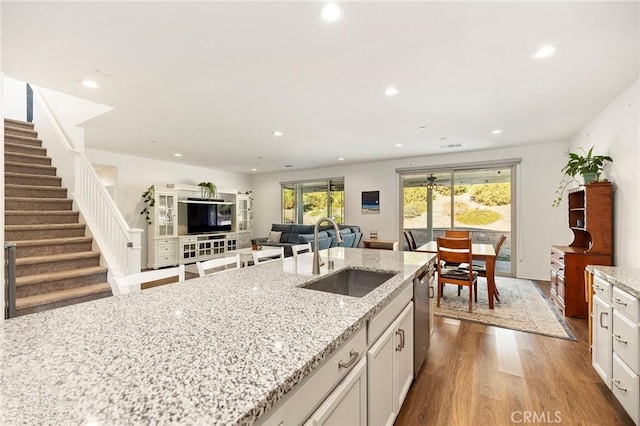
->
198;182;217;200
561;146;612;184
552;146;613;207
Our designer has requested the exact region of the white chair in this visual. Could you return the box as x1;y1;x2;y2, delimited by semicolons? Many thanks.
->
109;265;185;296
196;255;241;277
252;247;285;264
291;243;312;257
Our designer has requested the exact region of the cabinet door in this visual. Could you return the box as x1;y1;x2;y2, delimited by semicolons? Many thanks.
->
156;192;177;237
305;357;367;426
368;321;396;426
593;295;612;388
394;302;414;412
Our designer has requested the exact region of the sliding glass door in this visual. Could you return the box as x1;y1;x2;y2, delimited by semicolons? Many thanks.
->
401;166;515;276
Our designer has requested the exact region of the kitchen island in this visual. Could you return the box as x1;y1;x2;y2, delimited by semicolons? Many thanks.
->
1;248;433;425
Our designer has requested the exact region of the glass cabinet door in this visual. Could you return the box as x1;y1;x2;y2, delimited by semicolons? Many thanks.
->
237;198;249;231
157;193;176;236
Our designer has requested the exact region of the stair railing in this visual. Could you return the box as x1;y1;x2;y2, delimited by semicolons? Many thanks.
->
4;243;17;319
31;86;143;280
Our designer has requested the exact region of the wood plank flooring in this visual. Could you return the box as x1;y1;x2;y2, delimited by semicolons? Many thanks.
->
396;281;633;426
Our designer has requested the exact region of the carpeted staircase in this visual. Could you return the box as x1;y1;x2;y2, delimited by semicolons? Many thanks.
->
4;118;112;316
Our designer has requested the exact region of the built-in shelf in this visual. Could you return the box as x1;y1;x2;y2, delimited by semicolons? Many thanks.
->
177;200;234;205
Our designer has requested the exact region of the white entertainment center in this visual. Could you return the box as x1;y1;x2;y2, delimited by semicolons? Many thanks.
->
147;184;252;269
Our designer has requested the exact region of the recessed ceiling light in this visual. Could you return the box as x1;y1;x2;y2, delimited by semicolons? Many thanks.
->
251;168;257;172
384;87;399;96
81;79;98;88
338;157;344;161
321;3;343;23
491;129;503;135
282;164;294;168
174;153;182;157
395;143;403;147
272;131;283;136
532;45;556;59
420;126;426;131
149;140;157;144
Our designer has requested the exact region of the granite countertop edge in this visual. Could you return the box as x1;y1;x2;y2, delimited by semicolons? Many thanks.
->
587;265;640;298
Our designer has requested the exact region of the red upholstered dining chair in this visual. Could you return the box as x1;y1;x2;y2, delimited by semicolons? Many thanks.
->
436;237;478;313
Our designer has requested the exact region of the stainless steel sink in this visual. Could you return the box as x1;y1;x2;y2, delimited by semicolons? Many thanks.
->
301;268;396;297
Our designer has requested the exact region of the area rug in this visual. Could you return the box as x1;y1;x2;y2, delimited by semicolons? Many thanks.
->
434;276;576;340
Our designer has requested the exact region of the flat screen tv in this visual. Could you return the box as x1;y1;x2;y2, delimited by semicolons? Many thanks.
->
187;203;232;234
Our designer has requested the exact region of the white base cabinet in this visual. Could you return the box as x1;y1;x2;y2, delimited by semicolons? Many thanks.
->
592;275;640;425
368;301;414;426
305;358;367;426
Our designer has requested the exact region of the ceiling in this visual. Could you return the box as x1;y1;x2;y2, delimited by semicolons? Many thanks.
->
2;1;638;174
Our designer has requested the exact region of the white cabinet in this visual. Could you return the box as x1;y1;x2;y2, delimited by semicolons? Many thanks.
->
593;293;612;387
236;194;251;232
305;358;367;426
591;274;640;425
368;301;414;426
148;189;178;268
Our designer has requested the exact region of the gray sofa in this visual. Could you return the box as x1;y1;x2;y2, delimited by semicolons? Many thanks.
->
257;223;363;257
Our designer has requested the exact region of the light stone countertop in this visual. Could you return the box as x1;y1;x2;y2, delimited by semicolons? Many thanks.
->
587;265;640;298
1;248;433;425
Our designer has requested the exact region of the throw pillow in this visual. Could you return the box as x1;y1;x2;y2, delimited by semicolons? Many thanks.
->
266;231;282;243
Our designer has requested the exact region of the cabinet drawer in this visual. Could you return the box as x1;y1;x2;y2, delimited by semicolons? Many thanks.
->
613;310;640;374
550;248;565;268
613;353;640;425
156;244;176;254
593;276;612;303
612;287;640;323
156;238;176;246
180;236;197;243
259;327;367;426
368;283;412;345
157;254;177;264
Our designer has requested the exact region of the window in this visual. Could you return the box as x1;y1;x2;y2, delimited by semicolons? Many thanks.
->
399;162;518;276
281;178;344;225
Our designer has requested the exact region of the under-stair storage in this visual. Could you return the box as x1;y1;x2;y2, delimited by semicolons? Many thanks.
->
4;118;111;316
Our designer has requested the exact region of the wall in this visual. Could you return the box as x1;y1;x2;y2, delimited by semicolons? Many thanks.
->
251;141;570;280
84;149;252;266
2;77;26;121
569;78;640;268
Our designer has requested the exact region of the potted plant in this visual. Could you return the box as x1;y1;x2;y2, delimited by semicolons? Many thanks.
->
552;146;612;207
198;182;217;200
139;185;155;224
561;146;612;184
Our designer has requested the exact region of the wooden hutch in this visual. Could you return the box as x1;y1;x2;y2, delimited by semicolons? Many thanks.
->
550;182;613;318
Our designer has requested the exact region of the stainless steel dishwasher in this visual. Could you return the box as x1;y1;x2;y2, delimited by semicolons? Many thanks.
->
413;260;434;378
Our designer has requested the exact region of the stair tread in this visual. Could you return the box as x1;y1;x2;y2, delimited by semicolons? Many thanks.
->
5;223;84;230
5;171;60;180
5;210;77;216
5;161;55;170
16;251;100;266
5;196;71;202
16;266;108;286
5;183;65;190
4;141;45;150
4;118;34;128
4;124;37;133
4;151;47;159
14;237;93;247
4;134;40;141
16;282;111;310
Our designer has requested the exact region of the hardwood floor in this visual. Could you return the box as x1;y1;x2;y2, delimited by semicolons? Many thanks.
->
396;281;633;426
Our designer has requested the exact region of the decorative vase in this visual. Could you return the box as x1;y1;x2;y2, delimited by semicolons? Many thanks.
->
582;172;599;184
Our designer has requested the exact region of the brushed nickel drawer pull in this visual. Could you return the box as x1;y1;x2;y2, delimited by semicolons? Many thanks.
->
613;379;628;392
613;298;628;306
594;285;602;291
614;334;628;344
600;311;609;329
396;329;406;351
338;350;359;369
429;286;435;299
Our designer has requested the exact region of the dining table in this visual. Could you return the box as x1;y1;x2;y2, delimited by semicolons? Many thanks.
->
416;240;498;309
